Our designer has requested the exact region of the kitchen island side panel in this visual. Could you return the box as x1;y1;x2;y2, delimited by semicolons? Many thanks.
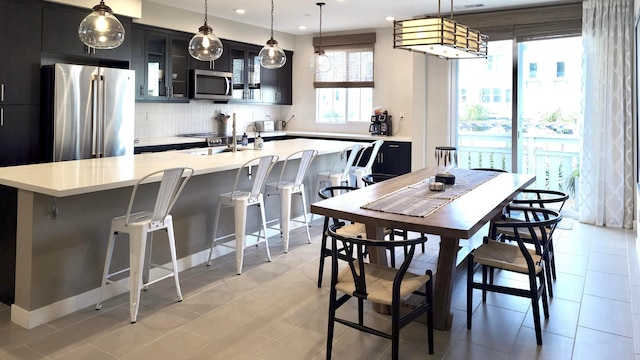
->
12;154;334;313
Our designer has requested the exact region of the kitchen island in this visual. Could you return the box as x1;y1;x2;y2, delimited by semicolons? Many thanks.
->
0;139;355;328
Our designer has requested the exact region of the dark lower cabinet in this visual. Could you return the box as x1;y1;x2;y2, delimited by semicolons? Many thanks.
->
0;105;40;306
0;186;16;305
372;141;412;175
134;142;207;154
0;0;43;306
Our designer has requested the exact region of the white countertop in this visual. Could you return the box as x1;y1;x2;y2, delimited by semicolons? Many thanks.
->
135;131;411;147
0;139;356;198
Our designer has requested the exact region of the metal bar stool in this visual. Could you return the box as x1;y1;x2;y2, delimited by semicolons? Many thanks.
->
95;167;194;323
208;155;279;274
265;149;318;252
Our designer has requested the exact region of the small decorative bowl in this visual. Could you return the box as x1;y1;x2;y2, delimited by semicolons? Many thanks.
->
172;73;178;79
429;181;445;191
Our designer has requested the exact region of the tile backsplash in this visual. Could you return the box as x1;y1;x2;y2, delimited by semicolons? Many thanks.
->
135;101;288;139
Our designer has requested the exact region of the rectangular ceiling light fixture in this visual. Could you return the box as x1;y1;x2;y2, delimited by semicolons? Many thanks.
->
393;0;488;59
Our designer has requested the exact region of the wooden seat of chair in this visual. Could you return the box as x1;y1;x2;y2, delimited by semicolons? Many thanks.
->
336;260;431;306
473;240;543;274
336;222;392;238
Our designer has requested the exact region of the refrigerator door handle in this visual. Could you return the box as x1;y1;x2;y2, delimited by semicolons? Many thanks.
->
91;74;105;158
98;74;106;158
91;75;99;158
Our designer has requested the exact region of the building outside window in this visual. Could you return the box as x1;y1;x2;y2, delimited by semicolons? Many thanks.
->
557;61;565;78
480;88;490;103
529;62;538;78
492;88;501;102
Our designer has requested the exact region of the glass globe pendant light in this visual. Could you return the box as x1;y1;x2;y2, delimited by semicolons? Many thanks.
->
78;1;125;49
189;0;223;61
309;2;331;73
259;0;286;69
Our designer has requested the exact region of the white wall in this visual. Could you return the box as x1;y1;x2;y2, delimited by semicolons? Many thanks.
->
285;27;448;171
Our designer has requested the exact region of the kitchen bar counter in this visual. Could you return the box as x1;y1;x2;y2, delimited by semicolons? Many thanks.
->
0;139;352;197
0;139;354;328
134;131;411;148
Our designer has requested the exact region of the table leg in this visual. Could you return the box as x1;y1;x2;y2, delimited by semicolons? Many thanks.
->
434;236;460;330
365;225;391;315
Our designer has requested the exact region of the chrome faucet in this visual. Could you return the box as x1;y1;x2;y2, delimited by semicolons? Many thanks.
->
230;113;237;153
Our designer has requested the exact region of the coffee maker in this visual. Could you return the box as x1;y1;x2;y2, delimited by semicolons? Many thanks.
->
369;112;392;136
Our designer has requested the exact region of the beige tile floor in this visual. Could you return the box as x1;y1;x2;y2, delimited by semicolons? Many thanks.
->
0;218;637;359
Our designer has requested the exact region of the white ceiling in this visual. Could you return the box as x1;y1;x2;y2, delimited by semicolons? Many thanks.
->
145;0;578;35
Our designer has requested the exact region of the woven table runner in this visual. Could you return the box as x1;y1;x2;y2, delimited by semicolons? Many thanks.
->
361;169;499;217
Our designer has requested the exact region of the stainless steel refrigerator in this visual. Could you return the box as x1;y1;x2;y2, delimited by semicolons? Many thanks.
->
42;63;135;162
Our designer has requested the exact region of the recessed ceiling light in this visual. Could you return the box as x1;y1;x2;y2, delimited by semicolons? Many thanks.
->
298;25;307;30
385;16;395;22
234;9;245;14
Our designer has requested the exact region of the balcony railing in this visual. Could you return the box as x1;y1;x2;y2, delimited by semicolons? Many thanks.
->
457;132;580;209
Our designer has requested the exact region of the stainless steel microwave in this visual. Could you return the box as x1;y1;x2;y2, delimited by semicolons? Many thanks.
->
189;69;233;101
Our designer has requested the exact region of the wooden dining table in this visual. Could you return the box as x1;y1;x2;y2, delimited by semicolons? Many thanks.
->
310;167;535;330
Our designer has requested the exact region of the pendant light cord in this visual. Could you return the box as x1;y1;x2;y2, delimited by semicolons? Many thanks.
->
204;0;208;26
270;0;274;39
318;3;324;52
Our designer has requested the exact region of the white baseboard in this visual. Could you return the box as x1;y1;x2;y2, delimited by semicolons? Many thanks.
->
11;248;213;329
9;216;309;329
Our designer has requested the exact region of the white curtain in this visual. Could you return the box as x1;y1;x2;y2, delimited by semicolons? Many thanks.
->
579;0;634;228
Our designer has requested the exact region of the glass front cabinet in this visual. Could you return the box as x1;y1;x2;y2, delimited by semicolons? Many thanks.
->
229;42;262;102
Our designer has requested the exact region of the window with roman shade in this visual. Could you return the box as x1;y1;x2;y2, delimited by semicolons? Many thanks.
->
313;33;375;88
314;33;376;123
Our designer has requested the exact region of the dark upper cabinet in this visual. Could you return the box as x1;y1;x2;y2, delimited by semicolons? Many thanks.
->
0;0;41;105
41;2;131;63
228;41;263;103
130;25;190;102
261;50;293;105
189;39;231;73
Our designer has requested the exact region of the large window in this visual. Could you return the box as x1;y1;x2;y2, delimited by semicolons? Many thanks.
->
455;37;583;213
314;35;375;124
